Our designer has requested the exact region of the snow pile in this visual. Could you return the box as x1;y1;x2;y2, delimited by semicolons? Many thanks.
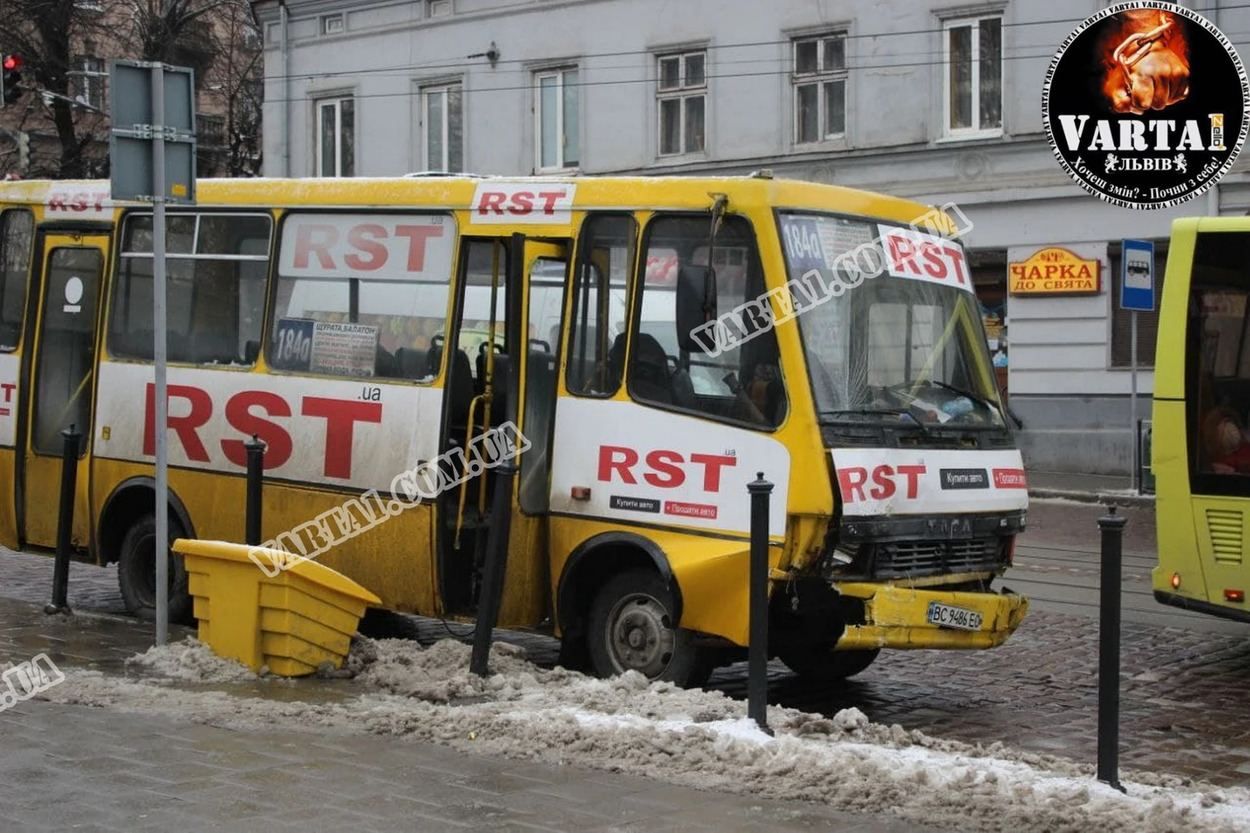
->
125;638;254;684
41;636;1250;833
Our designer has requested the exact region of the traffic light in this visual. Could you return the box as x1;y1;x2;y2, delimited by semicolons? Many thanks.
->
1;54;23;107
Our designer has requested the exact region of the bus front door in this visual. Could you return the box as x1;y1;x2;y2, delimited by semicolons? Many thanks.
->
19;234;106;549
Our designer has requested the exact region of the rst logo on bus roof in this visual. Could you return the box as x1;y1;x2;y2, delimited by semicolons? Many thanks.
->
280;214;454;280
471;182;576;224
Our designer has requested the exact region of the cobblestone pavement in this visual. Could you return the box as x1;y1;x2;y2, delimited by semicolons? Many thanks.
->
3;498;1249;794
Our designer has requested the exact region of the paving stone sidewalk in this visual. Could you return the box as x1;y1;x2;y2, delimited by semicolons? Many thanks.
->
0;566;938;833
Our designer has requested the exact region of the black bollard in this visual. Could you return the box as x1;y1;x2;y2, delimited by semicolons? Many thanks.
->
244;435;266;546
1097;505;1127;792
470;462;518;676
46;425;81;615
747;472;774;735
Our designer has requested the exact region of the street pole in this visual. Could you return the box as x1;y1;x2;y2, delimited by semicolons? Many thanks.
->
151;63;169;646
1129;311;1138;492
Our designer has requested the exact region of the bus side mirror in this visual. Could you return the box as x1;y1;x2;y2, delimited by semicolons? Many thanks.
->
676;264;717;354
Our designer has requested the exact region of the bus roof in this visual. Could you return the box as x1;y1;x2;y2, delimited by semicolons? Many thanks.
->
0;174;954;232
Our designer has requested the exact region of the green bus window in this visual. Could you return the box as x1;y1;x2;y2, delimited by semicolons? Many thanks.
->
566;214;636;396
110;212;272;366
0;210;34;352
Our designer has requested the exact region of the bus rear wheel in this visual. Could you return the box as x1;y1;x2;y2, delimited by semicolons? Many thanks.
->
779;646;880;682
587;569;710;688
117;513;194;624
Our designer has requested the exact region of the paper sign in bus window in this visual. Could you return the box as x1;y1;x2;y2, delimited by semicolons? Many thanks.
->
310;321;377;377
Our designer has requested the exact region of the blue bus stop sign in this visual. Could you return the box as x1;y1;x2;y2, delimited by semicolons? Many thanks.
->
1120;239;1155;312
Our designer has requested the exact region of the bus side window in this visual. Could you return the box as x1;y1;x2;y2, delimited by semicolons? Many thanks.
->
109;212;271;366
1188;231;1250;482
566;214;636;396
0;209;34;352
630;214;786;428
269;212;454;381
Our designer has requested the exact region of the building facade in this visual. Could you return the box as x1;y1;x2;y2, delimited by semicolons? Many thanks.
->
252;0;1250;476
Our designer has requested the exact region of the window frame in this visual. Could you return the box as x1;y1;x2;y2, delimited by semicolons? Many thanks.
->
941;13;1003;140
655;49;707;157
109;209;274;367
533;66;580;172
626;211;787;432
314;96;355;177
421;82;464;173
263;209;458;386
71;55;107;110
565;212;638;400
791;33;847;145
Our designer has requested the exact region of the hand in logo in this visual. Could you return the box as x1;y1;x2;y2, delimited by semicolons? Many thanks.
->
1106;14;1190;114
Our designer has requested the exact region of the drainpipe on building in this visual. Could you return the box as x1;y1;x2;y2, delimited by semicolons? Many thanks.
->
279;0;290;177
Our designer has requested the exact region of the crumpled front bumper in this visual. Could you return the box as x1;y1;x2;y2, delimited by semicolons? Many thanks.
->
832;582;1029;650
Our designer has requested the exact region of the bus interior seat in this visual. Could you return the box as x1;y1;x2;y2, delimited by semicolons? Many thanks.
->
427;341;475;429
615;331;674;405
395;347;426;380
244;340;260;365
375;345;397;378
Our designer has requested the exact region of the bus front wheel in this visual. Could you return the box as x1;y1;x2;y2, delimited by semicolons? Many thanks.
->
779;646;880;682
117;513;194;624
587;569;710;687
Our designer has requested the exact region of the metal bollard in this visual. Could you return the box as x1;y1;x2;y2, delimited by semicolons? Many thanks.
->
471;462;518;676
1097;505;1127;792
747;472;774;735
244;435;266;546
46;425;81;615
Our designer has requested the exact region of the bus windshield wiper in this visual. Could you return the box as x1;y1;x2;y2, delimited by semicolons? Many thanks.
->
921;379;1000;416
820;408;931;436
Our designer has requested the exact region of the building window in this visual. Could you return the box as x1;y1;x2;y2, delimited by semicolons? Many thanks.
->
315;97;355;177
72;57;107;110
320;14;344;35
535;68;579;171
943;15;1002;137
656;50;706;156
422;83;463;172
1110;241;1166;368
792;34;846;144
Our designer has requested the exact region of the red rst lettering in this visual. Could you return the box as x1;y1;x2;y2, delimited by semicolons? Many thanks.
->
920;243;946;278
477;191;506;215
508;191;535;214
301;397;383;479
343;224;389;271
47;195;67;212
943;245;968;286
393;225;444;271
887;235;921;275
293;224;339;270
896;464;926;498
837;467;868;503
536;190;567;214
643;450;685;488
221;391;293;469
0;382;13;403
597;445;638;484
144;384;211;462
869;464;896;500
688;452;737;492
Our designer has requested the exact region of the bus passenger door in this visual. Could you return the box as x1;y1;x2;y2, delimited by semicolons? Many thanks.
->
504;240;569;623
20;234;107;549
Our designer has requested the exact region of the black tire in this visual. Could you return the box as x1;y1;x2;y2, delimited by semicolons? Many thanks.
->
779;646;880;682
586;569;711;687
117;513;194;624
